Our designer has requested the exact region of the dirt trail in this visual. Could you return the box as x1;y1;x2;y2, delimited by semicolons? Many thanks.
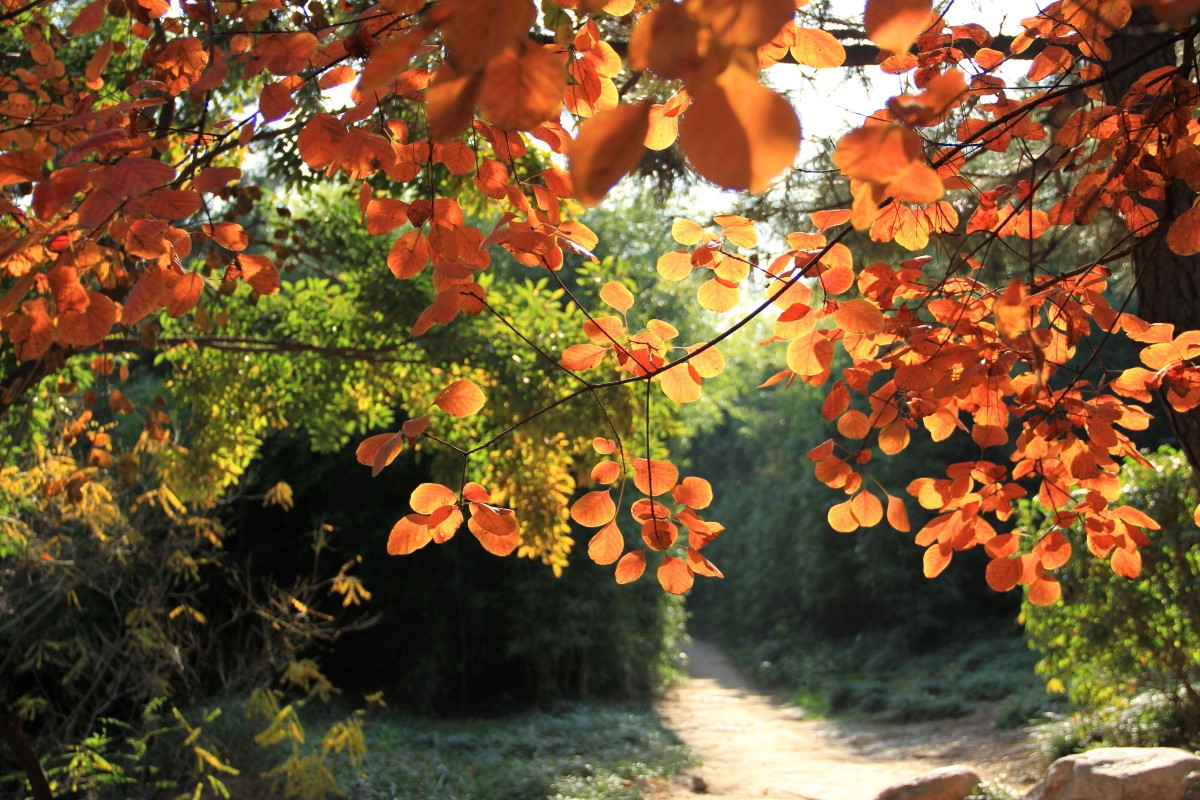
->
654;640;1039;800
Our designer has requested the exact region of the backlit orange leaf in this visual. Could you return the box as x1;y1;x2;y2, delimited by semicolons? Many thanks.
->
571;490;617;527
687;548;723;578
387;231;431;280
57;291;116;347
660;362;703;404
591;460;621;484
679;67;800;193
433;379;486;417
850;490;883;527
561;343;608;371
467;504;520;556
236;254;280;295
790;27;846;67
479;41;565;132
672;476;713;509
411;483;458;515
440;0;535;75
886;494;911;532
1027;577;1062;606
865;0;932;53
387;515;433;555
593;437;618;455
569;102;651;205
1166;197;1200;255
600;281;635;313
632;458;680;496
837;409;871;439
985;557;1022;592
588;522;624;565
615;550;646;584
828;500;858;533
645;104;680;150
357;432;406;477
923;542;953;578
833;299;884;334
657;556;694;594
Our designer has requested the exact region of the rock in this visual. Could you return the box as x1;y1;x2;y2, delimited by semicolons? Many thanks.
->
1025;747;1200;800
873;764;981;800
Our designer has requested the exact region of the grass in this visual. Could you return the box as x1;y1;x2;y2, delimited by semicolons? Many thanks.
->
337;703;695;800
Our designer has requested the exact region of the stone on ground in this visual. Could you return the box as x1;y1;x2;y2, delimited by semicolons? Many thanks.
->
1025;747;1200;800
873;764;981;800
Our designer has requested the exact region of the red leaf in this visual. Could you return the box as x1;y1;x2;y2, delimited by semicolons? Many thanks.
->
387;230;431;279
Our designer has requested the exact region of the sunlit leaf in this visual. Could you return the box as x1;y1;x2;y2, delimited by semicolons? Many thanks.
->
411;483;458;515
588;522;624;565
615;550;646;583
571;490;617;527
657;556;694;594
433;379;487;417
632;458;679;496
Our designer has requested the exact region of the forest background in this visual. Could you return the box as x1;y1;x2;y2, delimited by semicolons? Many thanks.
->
5;0;1200;798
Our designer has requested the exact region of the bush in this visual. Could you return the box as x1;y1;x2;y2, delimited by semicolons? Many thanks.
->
1022;447;1200;737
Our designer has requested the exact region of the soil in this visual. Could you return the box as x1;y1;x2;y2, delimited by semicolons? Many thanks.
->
654;640;1045;800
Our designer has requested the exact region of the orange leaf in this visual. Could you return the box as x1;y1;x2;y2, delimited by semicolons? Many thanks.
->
101;156;175;197
615;550;646;584
357;432;406;477
560;343;608;371
790;27;846;67
1037;530;1072;570
811;209;852;230
366;198;409;236
237;254;280;295
985;557;1022;592
571;490;617;527
1111;505;1162;531
827;500;859;533
588;522;624;565
467;504;520;556
660;362;702;404
1027;577;1062;606
632;458;679;496
593;437;618;455
440;0;535;75
885;493;911;532
479;40;565;132
672;476;713;509
1194;502;1200;528
57;291;116;347
203;222;249;251
679;67;799;193
411;483;458;515
1111;546;1142;579
687;547;724;578
591;460;621;484
167;272;204;317
600;281;634;313
387;514;433;555
658;248;697;279
833;299;884;334
657;556;695;594
433;379;487;417
878;419;911;455
642;518;678;550
425;66;485;142
850;490;883;527
923;542;953;578
569;102;651;205
837;409;871;439
645;104;679;150
865;0;932;53
387;231;431;280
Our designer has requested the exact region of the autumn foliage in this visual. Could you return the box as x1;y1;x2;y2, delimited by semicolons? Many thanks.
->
4;0;1200;602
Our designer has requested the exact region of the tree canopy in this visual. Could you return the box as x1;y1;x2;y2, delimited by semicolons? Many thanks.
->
3;0;1200;603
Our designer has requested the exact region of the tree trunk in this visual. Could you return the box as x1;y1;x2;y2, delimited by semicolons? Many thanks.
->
1105;13;1200;477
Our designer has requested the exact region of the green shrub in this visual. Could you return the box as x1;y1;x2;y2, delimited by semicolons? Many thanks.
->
1022;447;1200;737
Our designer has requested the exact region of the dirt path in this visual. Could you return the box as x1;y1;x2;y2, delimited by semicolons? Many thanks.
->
654;641;1040;800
